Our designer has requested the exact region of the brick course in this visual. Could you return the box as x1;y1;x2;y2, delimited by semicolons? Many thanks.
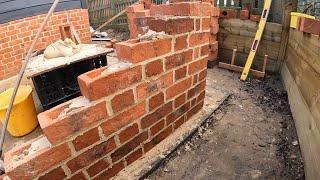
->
4;1;219;179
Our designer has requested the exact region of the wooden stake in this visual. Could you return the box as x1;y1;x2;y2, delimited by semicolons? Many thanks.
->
231;49;237;65
262;54;268;72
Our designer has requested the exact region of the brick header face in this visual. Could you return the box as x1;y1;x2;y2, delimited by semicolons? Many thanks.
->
0;9;92;80
3;1;219;179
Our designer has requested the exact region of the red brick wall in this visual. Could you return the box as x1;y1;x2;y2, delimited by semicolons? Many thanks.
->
3;2;219;179
0;9;91;80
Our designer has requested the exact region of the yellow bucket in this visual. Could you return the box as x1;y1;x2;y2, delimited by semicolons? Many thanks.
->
0;85;38;137
290;12;315;29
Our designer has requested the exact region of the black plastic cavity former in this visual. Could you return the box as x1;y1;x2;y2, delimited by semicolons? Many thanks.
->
32;55;107;110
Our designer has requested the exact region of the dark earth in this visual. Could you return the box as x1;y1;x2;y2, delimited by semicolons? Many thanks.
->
147;67;304;180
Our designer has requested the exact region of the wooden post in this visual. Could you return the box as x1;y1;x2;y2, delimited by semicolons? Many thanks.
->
262;54;268;72
231;49;237;65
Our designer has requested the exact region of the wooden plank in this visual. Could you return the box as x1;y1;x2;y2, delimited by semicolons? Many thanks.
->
281;65;320;180
218;62;265;78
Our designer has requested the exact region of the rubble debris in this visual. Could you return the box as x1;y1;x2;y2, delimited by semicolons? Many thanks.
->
138;29;168;41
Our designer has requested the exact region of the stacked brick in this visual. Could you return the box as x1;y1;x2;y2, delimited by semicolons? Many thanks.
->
0;9;92;81
3;1;219;180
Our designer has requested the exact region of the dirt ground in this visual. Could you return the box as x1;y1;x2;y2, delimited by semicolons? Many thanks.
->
147;67;304;180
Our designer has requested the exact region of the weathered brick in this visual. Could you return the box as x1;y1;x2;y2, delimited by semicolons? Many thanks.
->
87;158;110;177
119;123;140;143
220;9;237;19
149;17;194;35
197;90;206;103
67;137;116;173
72;127;100;151
111;132;148;162
5;142;71;179
111;89;135;113
188;58;208;75
166;77;192;100
149;92;164;111
166;102;190;125
202;17;210;30
145;59;164;77
175;66;187;81
38;101;107;145
174;116;185;129
69;171;87;180
174;93;187;108
137;71;173;100
144;126;173;153
189;32;210;47
101;102;146;137
141;102;173;129
78;66;142;101
188;80;206;99
38;167;66;180
240;10;249;20
93;161;125;180
150;119;165;136
187;100;204;119
126;148;143;165
198;69;207;81
201;44;209;57
165;50;193;70
175;35;188;51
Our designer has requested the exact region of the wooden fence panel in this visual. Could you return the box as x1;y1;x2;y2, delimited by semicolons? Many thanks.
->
87;0;166;29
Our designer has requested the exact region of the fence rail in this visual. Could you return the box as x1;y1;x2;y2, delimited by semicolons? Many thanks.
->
86;0;166;29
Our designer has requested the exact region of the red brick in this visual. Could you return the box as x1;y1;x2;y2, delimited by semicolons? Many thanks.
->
87;158;110;177
72;127;100;151
196;19;201;31
150;119;165;136
78;66;142;101
199;69;207;81
153;38;172;56
210;41;218;51
188;80;206;99
149;92;164;111
174;93;187;108
298;17;320;35
191;98;197;107
166;102;190;125
115;38;171;63
111;132;148;162
240;10;249;20
119;123;140;143
126;148;143;165
175;66;187;82
93;161;125;180
69;171;87;180
201;44;209;57
197;90;206;103
165;50;193;70
141;102;173;129
175;35;188;51
148;17;194;35
38;101;107;145
67;137;116;173
5;142;71;179
202;17;210;30
166;77;193;100
188;58;208;75
250;14;261;22
101;102;146;137
111;89;135;113
187;100;204;119
137;71;173;100
194;47;200;59
144;126;173;153
211;6;220;17
174;116;185;129
38;167;66;180
145;59;164;77
189;32;210;47
220;9;237;19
